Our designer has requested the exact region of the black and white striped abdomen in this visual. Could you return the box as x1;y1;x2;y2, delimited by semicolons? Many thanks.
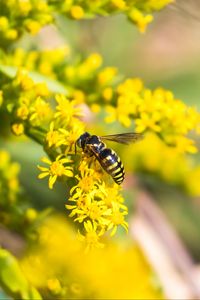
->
98;148;125;184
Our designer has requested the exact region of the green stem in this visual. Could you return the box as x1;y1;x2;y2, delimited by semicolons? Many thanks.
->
25;126;46;146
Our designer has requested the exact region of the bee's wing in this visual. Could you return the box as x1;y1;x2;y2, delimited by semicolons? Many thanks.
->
101;133;143;145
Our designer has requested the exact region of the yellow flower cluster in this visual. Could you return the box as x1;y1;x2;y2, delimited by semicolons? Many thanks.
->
4;48;199;155
0;149;20;204
2;50;200;245
20;215;163;299
1;70;129;246
51;0;172;32
4;49;199;155
5;71;51;136
0;0;172;48
1;68;129;247
0;149;38;230
67;158;128;250
105;78;200;153
1;47;71;79
0;0;53;47
122;132;200;197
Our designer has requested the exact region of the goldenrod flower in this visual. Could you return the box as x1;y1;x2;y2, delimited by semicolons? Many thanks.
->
47;278;62;295
16;104;29;120
58;119;85;152
70;5;85;20
66;158;128;246
83;53;102;71
25;208;38;222
24;19;41;35
98;67;118;86
11;123;24;136
38;155;73;189
105;104;132;127
111;0;126;10
5;29;18;40
71;161;101;195
128;8;153;33
0;16;9;31
54;94;83;125
135;112;161;132
15;70;34;91
45;122;66;148
107;202;128;236
78;221;104;252
29;97;52;125
102;87;113;102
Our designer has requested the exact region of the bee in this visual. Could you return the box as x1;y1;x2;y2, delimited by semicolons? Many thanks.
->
76;132;143;184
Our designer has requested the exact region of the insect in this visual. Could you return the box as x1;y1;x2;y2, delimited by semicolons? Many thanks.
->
76;132;143;184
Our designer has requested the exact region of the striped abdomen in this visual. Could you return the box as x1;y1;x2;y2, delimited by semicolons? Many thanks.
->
98;147;125;185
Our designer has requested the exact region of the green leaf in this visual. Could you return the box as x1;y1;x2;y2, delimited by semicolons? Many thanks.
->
0;64;70;95
0;248;42;300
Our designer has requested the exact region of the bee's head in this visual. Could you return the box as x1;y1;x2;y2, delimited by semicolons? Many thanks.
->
76;132;90;150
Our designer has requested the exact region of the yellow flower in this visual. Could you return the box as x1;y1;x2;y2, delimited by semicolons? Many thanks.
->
128;8;153;33
15;70;34;91
35;83;49;97
174;136;198;154
91;103;101;114
5;29;18;40
70;5;84;20
16;104;29;120
108;202;128;236
68;194;111;224
38;155;73;189
45;122;66;148
111;0;126;10
11;123;24;136
54;94;83;125
0;150;10;169
78;221;104;252
98;67;118;86
105;105;132;127
66;157;128;247
29;97;52;125
25;19;41;35
58;119;85;152
117;78;143;94
18;0;32;15
0;17;9;31
25;208;38;222
135;112;161;132
102;87;113;102
84;53;102;70
72;89;85;103
47;278;62;295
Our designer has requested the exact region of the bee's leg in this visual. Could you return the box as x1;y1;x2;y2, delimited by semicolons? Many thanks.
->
84;149;93;157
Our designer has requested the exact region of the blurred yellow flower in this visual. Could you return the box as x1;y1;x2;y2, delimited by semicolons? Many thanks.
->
70;5;85;19
20;216;164;299
128;8;153;33
11;122;24;136
29;96;52;125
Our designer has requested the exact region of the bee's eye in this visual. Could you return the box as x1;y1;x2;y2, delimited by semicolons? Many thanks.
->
76;138;82;148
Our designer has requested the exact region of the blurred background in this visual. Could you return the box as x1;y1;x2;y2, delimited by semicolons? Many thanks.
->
2;0;200;299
